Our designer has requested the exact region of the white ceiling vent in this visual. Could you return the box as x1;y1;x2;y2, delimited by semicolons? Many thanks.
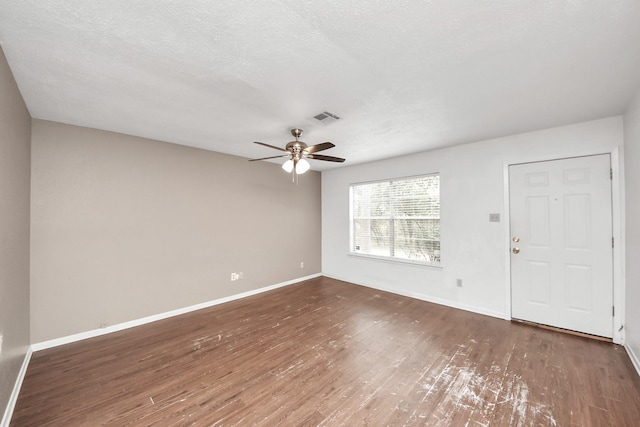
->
312;111;340;124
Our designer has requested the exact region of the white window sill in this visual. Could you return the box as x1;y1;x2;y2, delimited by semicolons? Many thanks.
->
348;252;443;269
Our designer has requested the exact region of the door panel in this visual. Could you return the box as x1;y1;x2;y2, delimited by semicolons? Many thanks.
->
528;261;551;305
510;154;613;338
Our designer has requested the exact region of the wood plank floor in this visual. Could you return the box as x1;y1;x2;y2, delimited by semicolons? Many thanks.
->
11;276;640;426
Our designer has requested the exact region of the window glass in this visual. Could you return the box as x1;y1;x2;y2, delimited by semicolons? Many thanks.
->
350;174;440;265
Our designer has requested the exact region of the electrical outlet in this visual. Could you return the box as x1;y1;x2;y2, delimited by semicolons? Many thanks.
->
231;272;239;281
300;262;304;268
456;278;463;287
489;213;500;222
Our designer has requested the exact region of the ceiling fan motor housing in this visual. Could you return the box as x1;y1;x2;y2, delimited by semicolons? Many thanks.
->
286;141;307;160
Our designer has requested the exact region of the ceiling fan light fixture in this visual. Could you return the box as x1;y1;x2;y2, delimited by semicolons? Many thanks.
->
282;159;294;173
296;158;310;174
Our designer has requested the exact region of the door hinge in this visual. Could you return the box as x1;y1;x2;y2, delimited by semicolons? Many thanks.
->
613;306;615;316
612;237;615;248
610;168;613;180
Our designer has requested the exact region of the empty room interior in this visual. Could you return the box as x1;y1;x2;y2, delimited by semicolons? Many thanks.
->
2;1;640;426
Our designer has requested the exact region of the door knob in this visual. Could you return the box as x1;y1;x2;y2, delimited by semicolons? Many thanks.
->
512;247;520;254
512;236;520;242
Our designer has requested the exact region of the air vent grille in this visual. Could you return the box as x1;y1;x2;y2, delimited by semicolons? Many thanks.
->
313;111;340;122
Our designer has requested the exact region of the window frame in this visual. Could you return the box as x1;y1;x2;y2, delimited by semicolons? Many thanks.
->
349;173;441;267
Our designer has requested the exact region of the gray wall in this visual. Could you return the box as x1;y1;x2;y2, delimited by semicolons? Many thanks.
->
624;86;640;364
30;120;321;343
0;47;31;420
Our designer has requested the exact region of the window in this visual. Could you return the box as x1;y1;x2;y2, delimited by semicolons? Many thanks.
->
350;174;440;265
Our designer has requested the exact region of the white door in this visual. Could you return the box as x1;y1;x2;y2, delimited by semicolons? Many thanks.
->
509;154;613;338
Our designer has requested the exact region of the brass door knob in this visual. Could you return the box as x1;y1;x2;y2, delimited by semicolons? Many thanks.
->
512;236;520;242
512;247;520;254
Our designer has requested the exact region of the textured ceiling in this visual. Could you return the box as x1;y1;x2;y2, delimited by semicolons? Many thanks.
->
1;1;640;170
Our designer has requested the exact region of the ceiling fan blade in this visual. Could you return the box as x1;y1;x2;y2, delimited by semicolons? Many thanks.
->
254;141;288;152
248;154;290;162
306;153;346;163
304;142;335;154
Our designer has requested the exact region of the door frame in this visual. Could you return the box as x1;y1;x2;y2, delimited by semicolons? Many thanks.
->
502;148;625;345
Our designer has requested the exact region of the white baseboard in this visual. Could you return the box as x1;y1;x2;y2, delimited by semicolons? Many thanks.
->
323;274;506;320
1;347;32;427
32;274;321;352
625;343;640;378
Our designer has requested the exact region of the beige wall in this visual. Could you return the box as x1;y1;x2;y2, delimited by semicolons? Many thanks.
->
0;47;31;420
624;86;640;364
30;120;321;343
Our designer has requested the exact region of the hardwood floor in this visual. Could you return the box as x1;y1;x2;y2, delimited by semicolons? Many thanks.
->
11;277;640;426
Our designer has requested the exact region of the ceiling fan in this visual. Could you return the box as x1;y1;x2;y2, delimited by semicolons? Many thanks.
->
249;128;345;180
